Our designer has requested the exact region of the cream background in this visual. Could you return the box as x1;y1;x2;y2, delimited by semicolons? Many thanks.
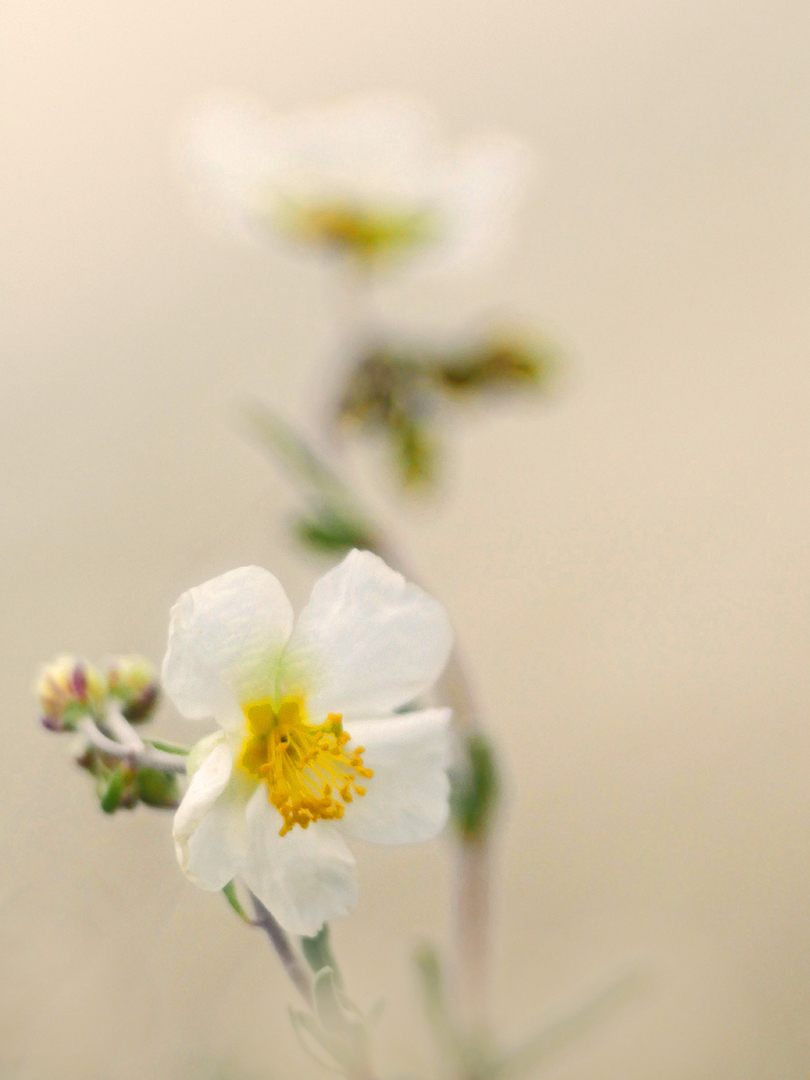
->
3;1;810;1076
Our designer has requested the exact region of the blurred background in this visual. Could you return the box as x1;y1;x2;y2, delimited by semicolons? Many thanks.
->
3;0;810;1076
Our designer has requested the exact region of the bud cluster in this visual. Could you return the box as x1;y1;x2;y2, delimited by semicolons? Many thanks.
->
36;653;179;813
37;655;106;732
36;654;159;733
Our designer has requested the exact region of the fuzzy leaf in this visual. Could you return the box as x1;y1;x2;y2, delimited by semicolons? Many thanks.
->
449;731;500;840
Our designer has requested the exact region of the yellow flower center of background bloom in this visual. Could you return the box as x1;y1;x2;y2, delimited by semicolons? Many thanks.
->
270;197;437;260
239;697;373;836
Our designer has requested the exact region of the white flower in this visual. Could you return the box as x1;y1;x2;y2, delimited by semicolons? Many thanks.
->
183;93;528;277
163;549;453;936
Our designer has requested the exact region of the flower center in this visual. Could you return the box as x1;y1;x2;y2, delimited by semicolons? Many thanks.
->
270;197;437;259
239;697;373;836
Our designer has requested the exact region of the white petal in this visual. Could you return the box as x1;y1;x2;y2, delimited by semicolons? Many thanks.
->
162;566;294;728
173;740;234;877
185;781;249;891
186;730;226;777
281;550;452;720
242;791;358;936
406;135;531;281
338;709;452;844
277;95;434;203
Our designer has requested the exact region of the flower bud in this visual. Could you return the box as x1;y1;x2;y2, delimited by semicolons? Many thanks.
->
106;655;159;722
36;656;105;732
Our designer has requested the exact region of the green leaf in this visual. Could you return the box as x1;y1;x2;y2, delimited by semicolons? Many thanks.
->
449;731;500;840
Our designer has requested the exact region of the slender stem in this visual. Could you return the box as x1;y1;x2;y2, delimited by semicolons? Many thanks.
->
78;717;188;773
454;837;490;1040
249;891;314;1008
105;704;145;750
316;258;375;448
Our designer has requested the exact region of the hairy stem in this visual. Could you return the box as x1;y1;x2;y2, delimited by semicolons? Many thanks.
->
250;891;314;1008
78;716;188;773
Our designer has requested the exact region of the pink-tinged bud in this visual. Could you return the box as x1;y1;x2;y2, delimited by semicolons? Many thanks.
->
36;655;105;732
106;655;159;722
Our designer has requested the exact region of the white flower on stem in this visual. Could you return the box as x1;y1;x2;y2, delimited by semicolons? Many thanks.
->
184;93;528;277
163;549;453;936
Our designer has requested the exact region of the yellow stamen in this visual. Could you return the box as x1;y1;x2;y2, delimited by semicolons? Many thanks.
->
271;199;437;260
239;697;373;837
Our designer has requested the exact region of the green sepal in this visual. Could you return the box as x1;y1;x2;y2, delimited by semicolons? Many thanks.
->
136;767;180;809
100;766;130;814
222;880;252;924
449;731;500;840
144;738;190;755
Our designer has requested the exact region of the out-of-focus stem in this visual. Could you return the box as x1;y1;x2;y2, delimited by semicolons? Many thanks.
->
454;835;491;1041
317;258;374;449
78;716;188;773
250;891;314;1008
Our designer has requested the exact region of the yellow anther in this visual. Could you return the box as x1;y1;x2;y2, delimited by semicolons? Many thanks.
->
246;701;276;736
239;697;371;836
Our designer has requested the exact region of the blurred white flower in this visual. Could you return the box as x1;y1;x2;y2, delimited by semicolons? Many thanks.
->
183;93;529;276
163;549;453;936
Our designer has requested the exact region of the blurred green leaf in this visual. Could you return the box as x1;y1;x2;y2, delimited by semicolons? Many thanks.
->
449;731;500;841
242;403;350;504
295;507;376;555
241;403;377;552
